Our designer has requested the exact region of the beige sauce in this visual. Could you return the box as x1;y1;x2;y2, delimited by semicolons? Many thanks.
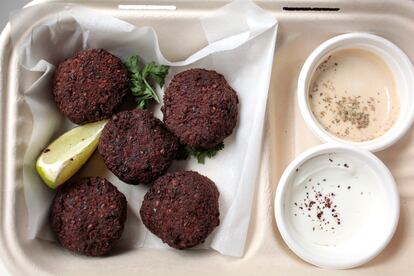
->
309;48;399;142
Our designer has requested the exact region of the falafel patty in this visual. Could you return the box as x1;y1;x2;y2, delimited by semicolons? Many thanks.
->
99;109;179;185
53;49;130;124
140;171;220;249
50;177;127;256
162;68;238;149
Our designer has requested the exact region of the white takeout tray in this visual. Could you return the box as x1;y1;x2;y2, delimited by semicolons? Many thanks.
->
2;0;414;275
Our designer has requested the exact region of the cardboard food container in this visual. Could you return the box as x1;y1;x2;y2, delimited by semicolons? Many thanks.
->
1;0;414;275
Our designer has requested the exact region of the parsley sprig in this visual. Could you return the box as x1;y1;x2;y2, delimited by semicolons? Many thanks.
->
177;143;225;164
125;56;169;109
125;55;225;164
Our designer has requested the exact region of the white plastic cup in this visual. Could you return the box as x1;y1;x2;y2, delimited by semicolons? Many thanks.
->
274;143;399;269
297;33;414;152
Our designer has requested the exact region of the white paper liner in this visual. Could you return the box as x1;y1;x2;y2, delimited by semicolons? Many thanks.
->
12;0;277;257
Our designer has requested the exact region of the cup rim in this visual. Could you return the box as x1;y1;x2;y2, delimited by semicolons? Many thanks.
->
297;32;414;152
274;143;400;269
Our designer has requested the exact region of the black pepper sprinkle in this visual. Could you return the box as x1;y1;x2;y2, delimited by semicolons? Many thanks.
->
43;148;50;153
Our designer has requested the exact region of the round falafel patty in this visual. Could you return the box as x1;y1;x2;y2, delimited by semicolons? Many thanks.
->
140;171;220;249
162;68;238;149
99;109;179;185
53;49;130;124
50;177;127;256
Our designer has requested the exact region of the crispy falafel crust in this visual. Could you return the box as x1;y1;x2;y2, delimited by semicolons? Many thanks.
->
140;171;220;249
99;109;179;185
50;177;127;256
53;49;130;124
162;68;238;149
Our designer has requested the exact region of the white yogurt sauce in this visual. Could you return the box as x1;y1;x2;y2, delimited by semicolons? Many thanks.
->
284;152;387;247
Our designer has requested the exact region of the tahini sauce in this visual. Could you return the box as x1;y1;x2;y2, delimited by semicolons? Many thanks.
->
309;48;399;142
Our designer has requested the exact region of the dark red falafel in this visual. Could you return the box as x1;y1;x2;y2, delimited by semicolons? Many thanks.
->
53;49;130;124
140;171;220;249
50;177;127;256
99;109;179;185
162;69;238;149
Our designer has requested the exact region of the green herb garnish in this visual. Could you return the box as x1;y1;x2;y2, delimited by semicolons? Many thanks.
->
177;143;224;164
190;143;225;164
125;56;169;109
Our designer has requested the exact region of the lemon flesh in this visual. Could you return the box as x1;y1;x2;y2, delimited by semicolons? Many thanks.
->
36;120;107;189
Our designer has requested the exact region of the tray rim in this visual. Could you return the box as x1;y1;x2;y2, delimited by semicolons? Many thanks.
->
2;1;414;275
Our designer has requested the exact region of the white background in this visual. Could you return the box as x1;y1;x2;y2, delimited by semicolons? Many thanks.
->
0;0;28;274
0;0;29;29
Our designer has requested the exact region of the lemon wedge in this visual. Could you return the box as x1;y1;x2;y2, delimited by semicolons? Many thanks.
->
36;120;107;189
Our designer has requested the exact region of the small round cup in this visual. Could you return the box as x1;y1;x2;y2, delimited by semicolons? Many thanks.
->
274;144;399;269
298;33;414;152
